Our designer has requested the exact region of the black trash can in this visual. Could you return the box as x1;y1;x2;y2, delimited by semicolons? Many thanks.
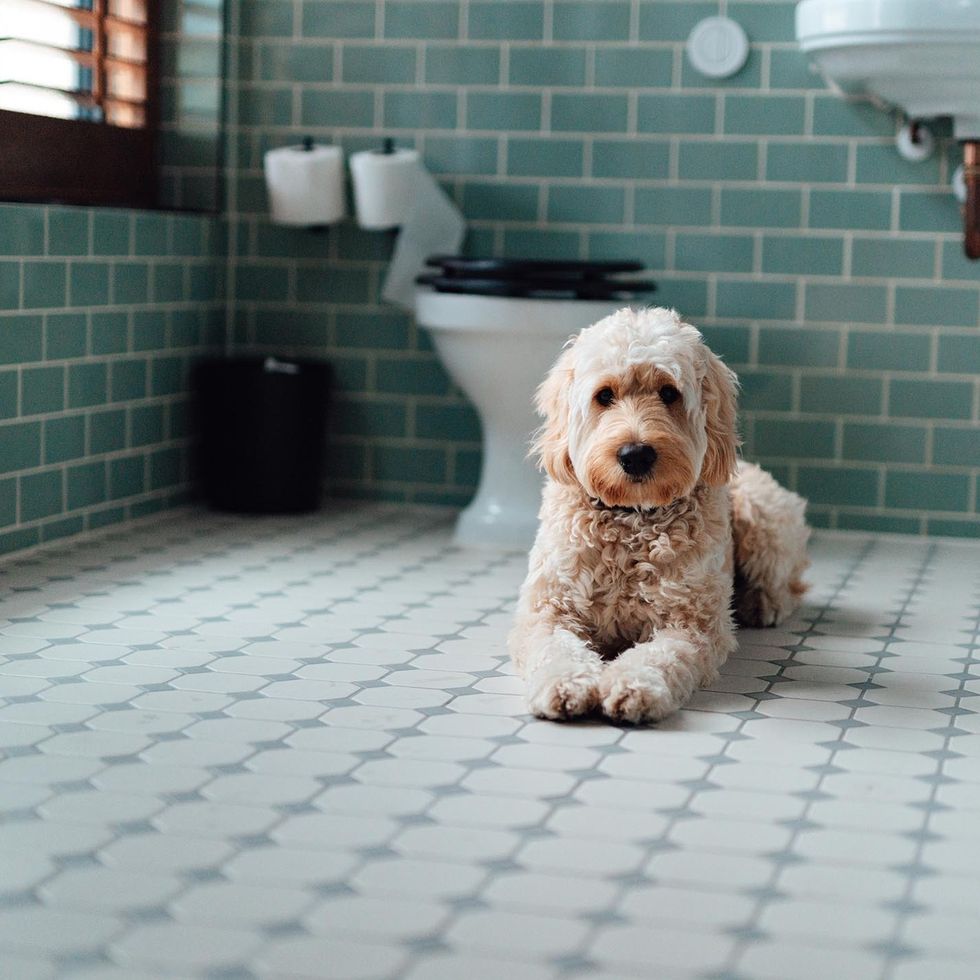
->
194;356;331;514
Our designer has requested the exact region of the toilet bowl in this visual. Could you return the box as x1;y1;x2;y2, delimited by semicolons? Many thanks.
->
415;258;654;549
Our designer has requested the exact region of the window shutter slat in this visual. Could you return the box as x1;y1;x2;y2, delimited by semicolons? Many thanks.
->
0;0;149;128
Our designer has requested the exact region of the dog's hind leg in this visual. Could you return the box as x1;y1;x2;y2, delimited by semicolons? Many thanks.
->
730;461;810;628
508;616;604;720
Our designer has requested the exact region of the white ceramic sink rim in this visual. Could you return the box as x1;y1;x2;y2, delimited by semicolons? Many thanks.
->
797;0;980;45
797;0;980;137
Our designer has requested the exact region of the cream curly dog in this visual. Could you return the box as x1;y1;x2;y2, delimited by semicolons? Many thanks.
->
509;307;810;724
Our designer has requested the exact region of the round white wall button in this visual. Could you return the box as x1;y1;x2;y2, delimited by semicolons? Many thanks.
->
686;17;750;79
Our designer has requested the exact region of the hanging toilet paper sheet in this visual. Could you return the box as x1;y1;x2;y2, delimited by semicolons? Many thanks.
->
381;168;466;311
350;148;466;312
264;142;346;226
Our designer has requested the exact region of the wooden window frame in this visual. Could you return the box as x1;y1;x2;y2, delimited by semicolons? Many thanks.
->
0;1;160;209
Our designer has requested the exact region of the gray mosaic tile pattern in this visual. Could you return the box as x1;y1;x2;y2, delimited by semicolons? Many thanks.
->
1;504;980;979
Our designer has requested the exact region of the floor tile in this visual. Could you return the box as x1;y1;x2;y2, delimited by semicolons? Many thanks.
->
0;506;979;978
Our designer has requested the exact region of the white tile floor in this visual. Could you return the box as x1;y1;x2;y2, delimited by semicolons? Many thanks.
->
1;504;979;979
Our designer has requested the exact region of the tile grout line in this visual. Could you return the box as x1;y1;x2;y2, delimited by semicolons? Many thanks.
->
722;533;882;975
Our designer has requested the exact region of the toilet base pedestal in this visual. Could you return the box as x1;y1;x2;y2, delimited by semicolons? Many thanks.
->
453;500;539;551
416;289;635;552
451;433;542;551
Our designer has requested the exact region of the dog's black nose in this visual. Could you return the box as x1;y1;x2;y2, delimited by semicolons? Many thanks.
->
617;443;657;477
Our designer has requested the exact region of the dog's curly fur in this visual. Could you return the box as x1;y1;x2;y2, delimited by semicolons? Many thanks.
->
509;307;810;724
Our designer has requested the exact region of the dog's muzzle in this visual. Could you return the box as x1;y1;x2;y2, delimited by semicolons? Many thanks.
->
617;443;657;478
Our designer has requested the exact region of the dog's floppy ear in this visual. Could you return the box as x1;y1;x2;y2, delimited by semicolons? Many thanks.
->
700;348;740;487
531;338;577;485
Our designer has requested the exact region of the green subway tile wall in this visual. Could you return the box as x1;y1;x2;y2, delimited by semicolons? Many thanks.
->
225;0;980;536
0;204;223;554
8;0;968;556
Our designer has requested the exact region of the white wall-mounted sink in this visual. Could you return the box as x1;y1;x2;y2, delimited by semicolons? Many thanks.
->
797;0;980;138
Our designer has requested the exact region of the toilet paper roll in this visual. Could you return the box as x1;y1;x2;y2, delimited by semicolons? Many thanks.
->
349;148;421;230
264;143;346;226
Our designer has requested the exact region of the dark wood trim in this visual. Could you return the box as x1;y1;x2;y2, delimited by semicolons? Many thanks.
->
0;109;156;208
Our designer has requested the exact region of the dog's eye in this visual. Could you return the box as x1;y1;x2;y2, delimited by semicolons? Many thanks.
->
595;387;615;407
660;385;680;405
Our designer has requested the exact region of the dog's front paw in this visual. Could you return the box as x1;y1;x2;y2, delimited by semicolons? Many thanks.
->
526;661;601;720
599;664;677;724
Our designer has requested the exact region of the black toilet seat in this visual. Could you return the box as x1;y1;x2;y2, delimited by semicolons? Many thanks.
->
417;256;656;300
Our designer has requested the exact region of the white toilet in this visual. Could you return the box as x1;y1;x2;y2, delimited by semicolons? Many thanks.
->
415;257;654;550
